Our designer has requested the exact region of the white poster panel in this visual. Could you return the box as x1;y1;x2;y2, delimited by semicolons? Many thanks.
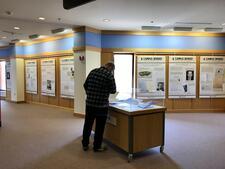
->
169;56;196;98
137;56;166;99
6;61;11;90
41;59;55;96
60;57;74;98
200;56;225;98
25;60;37;94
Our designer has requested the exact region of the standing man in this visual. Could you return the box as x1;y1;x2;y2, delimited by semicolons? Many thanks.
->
82;62;116;152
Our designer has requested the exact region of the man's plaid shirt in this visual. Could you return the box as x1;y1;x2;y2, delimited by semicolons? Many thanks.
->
84;67;116;108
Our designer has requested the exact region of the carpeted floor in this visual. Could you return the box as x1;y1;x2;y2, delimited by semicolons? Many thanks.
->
0;101;225;169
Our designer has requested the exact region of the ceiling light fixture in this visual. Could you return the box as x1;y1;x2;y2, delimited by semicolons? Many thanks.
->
51;28;65;34
204;27;223;32
38;17;45;20
29;34;40;39
14;27;20;30
173;27;192;31
103;19;110;22
2;36;7;39
142;26;160;31
222;23;225;26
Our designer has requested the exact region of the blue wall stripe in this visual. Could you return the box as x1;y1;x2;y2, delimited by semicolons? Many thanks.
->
101;34;225;50
74;32;85;48
85;32;101;48
0;46;15;58
16;36;74;55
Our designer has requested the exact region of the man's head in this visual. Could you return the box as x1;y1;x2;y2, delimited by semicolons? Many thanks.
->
104;62;115;72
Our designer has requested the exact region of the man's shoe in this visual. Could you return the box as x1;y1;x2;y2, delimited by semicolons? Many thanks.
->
93;145;107;152
83;146;89;151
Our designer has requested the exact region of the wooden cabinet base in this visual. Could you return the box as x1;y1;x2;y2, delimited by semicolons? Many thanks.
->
104;105;166;161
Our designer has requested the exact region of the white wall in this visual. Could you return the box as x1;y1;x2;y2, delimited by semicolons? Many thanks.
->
10;58;25;102
85;50;101;76
74;51;86;114
74;50;101;115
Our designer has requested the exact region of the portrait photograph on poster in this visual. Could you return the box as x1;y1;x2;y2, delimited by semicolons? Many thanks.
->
60;57;74;99
25;60;37;94
200;56;225;98
41;59;56;96
137;56;166;99
169;56;196;98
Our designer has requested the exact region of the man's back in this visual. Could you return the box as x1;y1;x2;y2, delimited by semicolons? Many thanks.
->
84;66;116;108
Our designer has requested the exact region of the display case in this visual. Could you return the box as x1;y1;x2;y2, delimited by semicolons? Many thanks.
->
105;95;166;162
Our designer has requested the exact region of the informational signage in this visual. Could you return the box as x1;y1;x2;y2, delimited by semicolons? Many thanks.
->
25;60;37;94
169;56;196;98
137;56;166;99
200;56;225;98
6;61;11;90
41;59;55;96
60;57;74;98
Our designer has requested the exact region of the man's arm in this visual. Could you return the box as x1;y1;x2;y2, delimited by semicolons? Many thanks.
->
108;74;116;94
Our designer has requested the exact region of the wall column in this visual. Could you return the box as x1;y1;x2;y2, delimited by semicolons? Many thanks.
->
10;58;25;102
73;26;101;116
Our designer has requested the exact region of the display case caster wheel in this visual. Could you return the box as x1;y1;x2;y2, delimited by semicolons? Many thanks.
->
128;154;133;162
160;146;164;153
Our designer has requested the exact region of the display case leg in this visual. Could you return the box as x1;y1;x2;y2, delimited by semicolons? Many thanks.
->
128;154;133;162
160;146;164;153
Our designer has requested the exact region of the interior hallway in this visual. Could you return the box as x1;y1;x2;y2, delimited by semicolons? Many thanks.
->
0;101;225;169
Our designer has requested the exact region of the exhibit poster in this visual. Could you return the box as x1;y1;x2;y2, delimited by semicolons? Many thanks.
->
169;56;196;98
200;56;225;98
41;59;55;96
60;57;74;98
137;55;166;99
25;60;37;94
6;61;11;90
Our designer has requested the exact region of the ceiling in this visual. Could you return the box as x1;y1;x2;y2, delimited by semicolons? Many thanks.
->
1;0;225;45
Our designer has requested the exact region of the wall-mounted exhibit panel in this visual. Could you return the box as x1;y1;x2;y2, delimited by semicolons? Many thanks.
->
25;57;74;109
137;55;166;99
200;56;225;98
169;56;196;98
60;57;74;99
41;59;56;96
25;60;37;94
6;61;11;91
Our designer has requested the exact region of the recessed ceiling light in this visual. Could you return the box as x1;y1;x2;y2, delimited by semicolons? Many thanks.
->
103;19;110;22
14;27;20;30
2;36;7;39
38;17;45;20
222;23;225;26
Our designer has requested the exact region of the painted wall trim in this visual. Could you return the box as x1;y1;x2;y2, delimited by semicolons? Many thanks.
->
102;30;225;37
16;33;74;46
16;50;74;59
74;46;101;52
102;48;225;54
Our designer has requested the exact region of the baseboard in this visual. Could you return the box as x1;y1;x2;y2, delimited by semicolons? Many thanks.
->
26;101;74;111
7;100;26;104
166;109;225;113
73;112;85;118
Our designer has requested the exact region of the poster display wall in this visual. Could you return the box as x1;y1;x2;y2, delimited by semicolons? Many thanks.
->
6;61;11;90
200;56;225;98
25;60;37;94
60;57;74;98
169;56;196;98
137;56;166;99
41;59;55;96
